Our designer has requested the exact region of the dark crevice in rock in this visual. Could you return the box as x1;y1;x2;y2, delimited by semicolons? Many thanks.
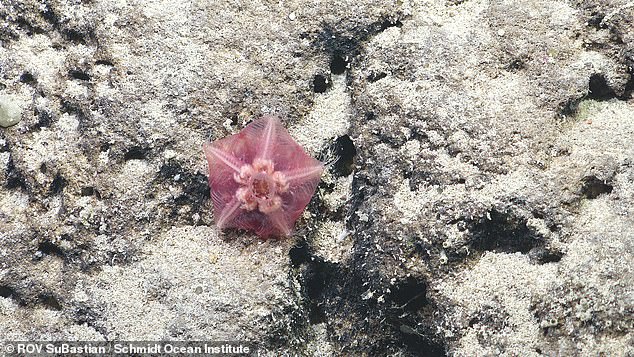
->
72;303;107;336
559;71;629;118
41;4;59;27
80;186;95;196
303;259;340;324
38;293;62;310
0;285;25;305
346;174;375;231
37;240;65;259
0;137;9;152
173;173;210;203
50;173;67;195
322;135;356;177
389;276;428;312
367;71;387;82
19;72;35;83
330;53;348;74
95;59;114;67
581;175;613;199
5;157;28;191
290;240;341;324
587;12;606;29
587;73;616;100
506;58;525;71
123;146;150;161
158;160;211;222
37;108;54;128
379;18;403;31
312;73;330;93
315;14;408;78
289;240;311;267
62;27;96;44
396;325;447;357
69;69;90;81
469;210;544;254
15;16;46;36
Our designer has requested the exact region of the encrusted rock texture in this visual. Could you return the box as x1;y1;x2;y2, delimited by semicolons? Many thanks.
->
1;0;633;355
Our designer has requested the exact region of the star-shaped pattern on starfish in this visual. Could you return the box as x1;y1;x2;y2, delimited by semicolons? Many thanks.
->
203;115;324;238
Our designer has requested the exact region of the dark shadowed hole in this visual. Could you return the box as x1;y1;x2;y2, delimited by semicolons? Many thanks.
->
289;240;311;267
399;329;447;357
587;12;606;29
176;173;210;203
581;175;613;199
313;74;330;93
38;293;62;310
330;53;348;74
60;100;84;116
95;59;114;66
390;276;428;312
367;71;387;82
507;59;525;71
303;260;338;324
81;186;94;196
330;135;356;177
38;241;65;258
50;173;67;195
37;110;53;127
124;146;149;161
379;19;403;31
290;241;339;324
74;305;99;327
62;28;88;43
19;72;35;83
69;69;90;81
5;158;27;190
0;285;24;305
0;285;15;298
470;210;541;254
41;6;59;25
588;74;616;100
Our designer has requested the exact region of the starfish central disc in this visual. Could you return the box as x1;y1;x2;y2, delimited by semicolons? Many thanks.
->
234;158;289;214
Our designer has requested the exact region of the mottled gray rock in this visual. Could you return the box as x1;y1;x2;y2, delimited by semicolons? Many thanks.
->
1;0;632;356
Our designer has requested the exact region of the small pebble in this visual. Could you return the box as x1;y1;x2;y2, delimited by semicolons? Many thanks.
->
0;95;23;128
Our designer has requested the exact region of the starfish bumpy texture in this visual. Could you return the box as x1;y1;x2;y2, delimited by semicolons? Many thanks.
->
203;116;324;238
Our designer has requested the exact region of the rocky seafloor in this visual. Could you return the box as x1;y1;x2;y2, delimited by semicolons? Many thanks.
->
1;0;633;356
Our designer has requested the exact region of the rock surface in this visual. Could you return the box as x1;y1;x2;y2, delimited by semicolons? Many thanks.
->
1;0;632;355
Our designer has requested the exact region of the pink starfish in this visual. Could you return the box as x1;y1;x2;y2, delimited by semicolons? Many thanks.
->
203;115;324;238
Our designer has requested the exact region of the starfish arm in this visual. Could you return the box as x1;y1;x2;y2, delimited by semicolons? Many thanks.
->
283;164;325;183
259;116;277;160
204;144;243;173
267;211;292;236
216;198;242;228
